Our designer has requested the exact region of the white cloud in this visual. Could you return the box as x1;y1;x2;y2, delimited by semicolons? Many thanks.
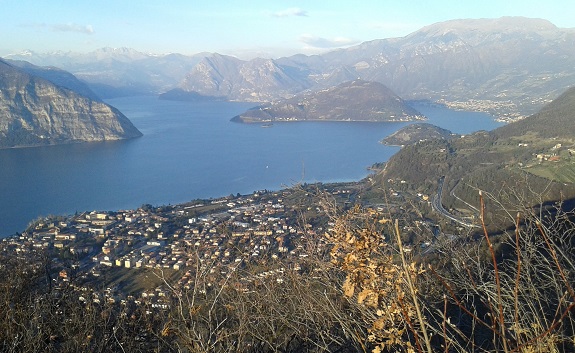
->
299;34;360;48
22;23;95;35
271;7;308;18
50;23;95;34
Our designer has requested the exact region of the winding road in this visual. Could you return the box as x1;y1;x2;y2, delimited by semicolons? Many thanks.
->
431;177;479;228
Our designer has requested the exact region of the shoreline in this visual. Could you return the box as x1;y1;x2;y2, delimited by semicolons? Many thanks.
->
232;116;426;124
1;178;368;239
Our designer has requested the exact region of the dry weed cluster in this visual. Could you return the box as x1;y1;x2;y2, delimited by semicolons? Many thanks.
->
324;192;575;353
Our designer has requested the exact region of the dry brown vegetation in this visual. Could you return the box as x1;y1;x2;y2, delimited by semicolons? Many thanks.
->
1;190;574;352
323;190;575;353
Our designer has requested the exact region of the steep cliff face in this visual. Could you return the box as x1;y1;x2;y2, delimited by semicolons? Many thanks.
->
7;59;102;101
0;59;142;148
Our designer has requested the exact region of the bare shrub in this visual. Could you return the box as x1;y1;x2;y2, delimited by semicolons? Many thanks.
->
0;256;175;352
323;191;575;353
166;253;364;352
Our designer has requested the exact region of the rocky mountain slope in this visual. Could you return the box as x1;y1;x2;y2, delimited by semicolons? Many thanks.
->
0;59;142;148
231;80;425;123
175;17;575;118
6;59;101;101
176;54;311;102
337;17;575;117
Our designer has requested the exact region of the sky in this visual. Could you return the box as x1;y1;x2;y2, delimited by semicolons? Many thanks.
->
1;0;574;59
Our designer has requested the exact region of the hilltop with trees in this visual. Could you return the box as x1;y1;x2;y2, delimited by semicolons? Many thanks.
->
375;85;575;232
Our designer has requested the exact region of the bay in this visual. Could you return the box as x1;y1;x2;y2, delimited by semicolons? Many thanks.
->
0;97;503;237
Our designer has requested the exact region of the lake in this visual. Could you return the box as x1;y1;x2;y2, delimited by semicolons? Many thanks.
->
0;97;503;236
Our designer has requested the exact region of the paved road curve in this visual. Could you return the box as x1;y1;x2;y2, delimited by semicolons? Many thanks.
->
431;177;479;228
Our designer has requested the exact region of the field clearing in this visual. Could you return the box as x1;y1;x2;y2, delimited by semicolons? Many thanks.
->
525;161;575;184
98;267;181;295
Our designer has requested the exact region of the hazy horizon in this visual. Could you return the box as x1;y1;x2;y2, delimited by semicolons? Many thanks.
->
2;1;575;60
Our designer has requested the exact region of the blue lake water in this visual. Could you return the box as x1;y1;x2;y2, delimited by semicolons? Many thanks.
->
0;97;503;236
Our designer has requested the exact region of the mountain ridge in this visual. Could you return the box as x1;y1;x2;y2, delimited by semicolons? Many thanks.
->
0;59;142;148
5;59;102;101
5;17;575;118
174;17;575;118
5;48;206;97
178;54;311;101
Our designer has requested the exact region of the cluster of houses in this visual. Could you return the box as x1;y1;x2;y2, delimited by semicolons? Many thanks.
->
0;180;446;317
437;98;529;123
1;188;341;302
534;143;567;162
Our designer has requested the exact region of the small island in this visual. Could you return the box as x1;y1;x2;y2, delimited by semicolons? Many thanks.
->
381;123;455;146
232;80;426;123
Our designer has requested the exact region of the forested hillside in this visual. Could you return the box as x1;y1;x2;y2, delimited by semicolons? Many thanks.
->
378;85;575;227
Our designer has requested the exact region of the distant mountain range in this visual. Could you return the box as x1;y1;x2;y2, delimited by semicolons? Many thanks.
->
5;47;206;98
0;59;142;148
231;80;425;123
7;17;574;119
